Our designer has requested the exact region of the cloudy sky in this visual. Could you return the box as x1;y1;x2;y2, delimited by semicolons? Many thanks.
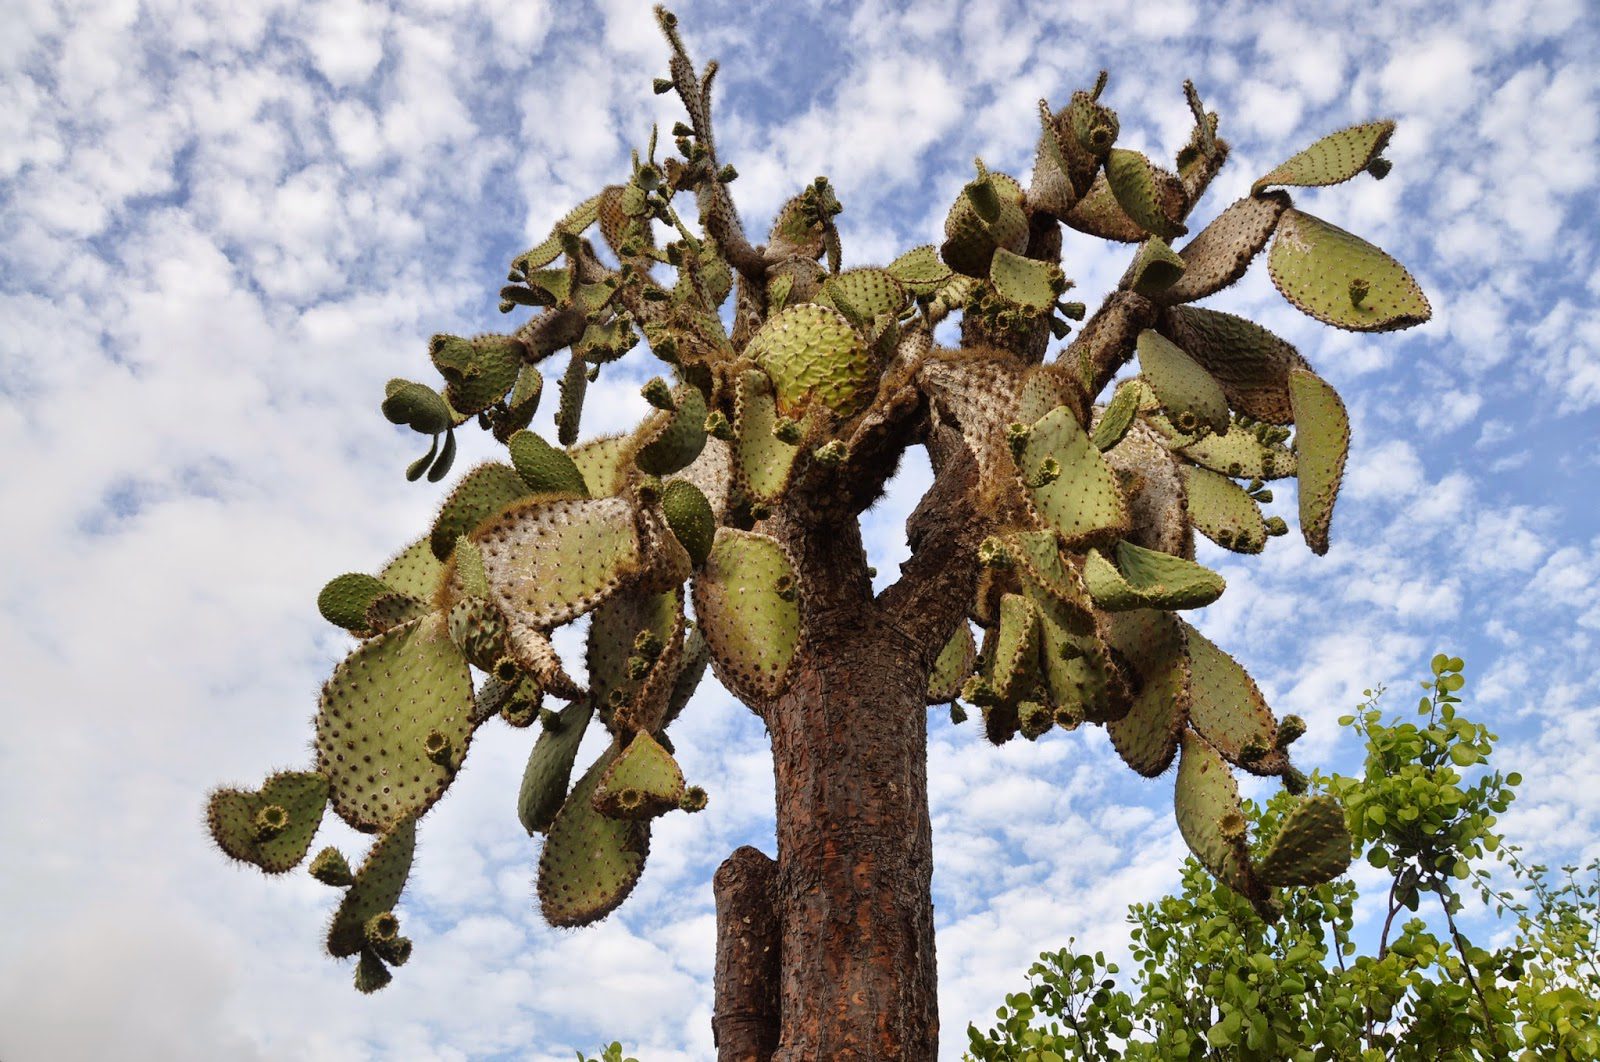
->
2;0;1597;1058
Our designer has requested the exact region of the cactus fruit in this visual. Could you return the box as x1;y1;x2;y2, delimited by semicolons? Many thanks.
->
207;771;329;873
1181;465;1267;554
1019;406;1130;548
537;745;652;927
476;496;642;628
928;622;978;704
1084;540;1225;612
1173;730;1266;907
327;816;417;958
633;385;709;475
1136;330;1230;437
593;731;687;820
1268;209;1431;332
1104;610;1190;775
509;431;590;495
693;529;803;703
429;462;532;562
314;613;475;832
1254;794;1353;887
744;304;877;419
1253;120;1395;194
1287;369;1350;555
518;697;596;835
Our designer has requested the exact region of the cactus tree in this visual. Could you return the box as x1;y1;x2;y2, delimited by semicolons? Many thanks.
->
208;8;1431;1059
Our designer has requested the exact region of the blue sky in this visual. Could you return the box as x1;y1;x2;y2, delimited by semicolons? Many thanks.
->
1;0;1597;1058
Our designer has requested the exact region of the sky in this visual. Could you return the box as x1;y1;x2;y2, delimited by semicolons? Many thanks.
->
0;0;1597;1058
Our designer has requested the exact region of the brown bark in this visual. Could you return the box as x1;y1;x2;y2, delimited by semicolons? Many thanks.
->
713;846;781;1061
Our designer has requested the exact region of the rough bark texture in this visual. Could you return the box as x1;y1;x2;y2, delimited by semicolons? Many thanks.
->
713;846;781;1061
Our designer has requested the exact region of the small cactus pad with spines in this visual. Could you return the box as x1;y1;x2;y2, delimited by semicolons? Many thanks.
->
692;529;803;703
207;771;329;873
593;731;687;820
660;479;715;566
989;248;1065;311
327;816;417;958
315;613;475;833
634;385;709;476
379;537;448;602
1253;120;1394;194
1161;193;1289;304
928;623;977;704
1268;209;1430;332
1288;369;1350;555
518;697;596;835
885;245;951;295
1181;465;1267;554
318;574;402;633
1019;406;1130;548
1121;237;1187;298
476;496;642;628
1091;381;1141;452
1254;794;1353;887
1182;623;1282;771
1136;330;1229;437
733;371;801;502
509;431;590;495
537;746;651;927
1084;541;1225;612
429;462;532;562
568;434;633;498
1103;149;1187;241
1104;610;1190;775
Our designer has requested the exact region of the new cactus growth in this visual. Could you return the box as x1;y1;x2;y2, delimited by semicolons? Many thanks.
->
209;9;1427;1053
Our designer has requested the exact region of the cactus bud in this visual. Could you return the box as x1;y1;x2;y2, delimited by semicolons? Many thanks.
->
671;121;693;137
1366;157;1392;179
652;77;673;94
1019;701;1053;740
374;935;412;967
949;702;968;725
1282;766;1309;795
641;377;676;410
774;573;798;602
632;630;664;661
1005;421;1032;460
626;654;652;681
493;656;520;683
772;416;803;444
1349;278;1370;307
1252;488;1273;503
1025;456;1062;489
961;676;998;707
1276;715;1307;749
680;785;709;813
308;846;354;887
423;729;452;766
718;164;738;183
1219;811;1248;842
253;804;288;840
364;911;401;948
813;440;848;466
704;410;734;440
1059;301;1086;320
749;500;772;521
354;950;392;994
1053;705;1083;731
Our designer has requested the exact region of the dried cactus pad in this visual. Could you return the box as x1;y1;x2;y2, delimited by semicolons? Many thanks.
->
207;771;329;873
745;303;877;419
1268;209;1430;332
1174;730;1264;905
1104;609;1190;776
1137;330;1230;437
1255;794;1353;887
1159;306;1308;425
327;816;416;958
692;529;802;702
538;745;651;928
1288;369;1349;556
593;731;686;820
1253;120;1394;193
1084;540;1225;612
518;697;595;835
477;496;642;628
1020;406;1129;548
315;613;475;833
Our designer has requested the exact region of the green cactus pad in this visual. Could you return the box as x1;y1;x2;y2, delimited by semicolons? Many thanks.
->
1159;306;1308;425
517;696;595;835
327;816;416;958
1174;730;1264;903
1171;421;1297;481
363;592;428;634
1162;193;1289;304
692;529;802;703
1253;120;1394;194
1288;369;1349;555
1064;173;1148;243
733;370;801;502
992;594;1044;703
1121;237;1187;298
634;385;708;476
1091;382;1140;452
819;268;908;326
537;745;651;927
745;304;877;419
1181;623;1281;770
587;588;682;732
207;770;329;874
989;248;1065;311
429;462;532;562
1268;209;1430;332
661;625;710;731
382;379;453;435
1137;330;1230;438
593;731;686;820
661;479;715;566
315;613;475;832
1254;795;1353;887
768;193;827;259
1008;530;1089;607
568;433;632;498
509;431;589;495
308;846;354;886
1084;540;1225;612
1182;465;1266;554
1103;149;1187;241
318;574;400;633
1104;609;1190;775
476;496;641;628
1020;406;1130;549
556;351;588;446
928;622;977;704
1024;577;1124;725
886;244;952;296
941;171;1028;277
379;537;448;603
430;334;524;416
513;193;602;272
1103;421;1192;558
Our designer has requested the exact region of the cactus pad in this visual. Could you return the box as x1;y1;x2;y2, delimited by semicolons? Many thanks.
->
886;244;951;296
207;771;329;873
430;334;524;416
1161;193;1289;304
1064;172;1148;243
692;529;802;703
1181;465;1266;554
733;370;801;502
928;622;977;704
745;304;876;419
1253;120;1394;193
518;697;595;835
593;731;686;820
989;248;1065;311
379;536;448;602
1103;420;1193;558
941;171;1028;277
1091;381;1140;452
992;593;1044;702
1288;369;1349;555
1103;149;1187;241
1268;209;1430;332
315;613;476;832
1171;420;1297;481
1020;405;1130;548
429;462;532;562
327;816;416;958
1104;609;1190;775
476;496;642;628
1173;730;1263;903
1182;623;1281;771
1120;237;1187;298
819;268;908;326
1136;330;1229;437
1159;306;1308;425
568;433;632;498
537;746;651;927
509;431;589;495
1255;795;1352;887
587;588;683;732
634;385;708;476
318;573;401;633
1085;540;1225;612
660;478;715;566
513;193;601;272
